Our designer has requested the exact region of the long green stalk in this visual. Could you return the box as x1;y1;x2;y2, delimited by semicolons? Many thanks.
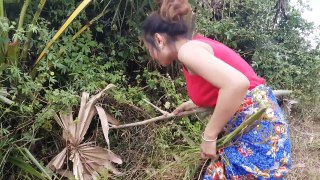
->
33;0;92;68
71;0;111;41
0;0;5;64
0;0;4;17
4;0;20;3
6;0;30;65
6;42;18;65
0;88;13;104
23;148;54;179
8;157;47;180
17;0;30;30
146;108;267;179
21;0;46;61
217;107;266;148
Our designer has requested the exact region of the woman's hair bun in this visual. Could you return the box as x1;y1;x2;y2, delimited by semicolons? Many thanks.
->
156;0;192;22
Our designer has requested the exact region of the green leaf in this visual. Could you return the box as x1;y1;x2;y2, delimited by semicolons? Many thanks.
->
8;157;47;180
0;0;4;17
23;148;53;179
217;108;267;148
34;0;92;66
6;42;18;65
0;94;13;104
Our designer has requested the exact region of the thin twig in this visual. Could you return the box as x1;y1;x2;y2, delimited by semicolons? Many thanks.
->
110;108;213;129
143;99;169;115
0;120;34;140
198;159;210;180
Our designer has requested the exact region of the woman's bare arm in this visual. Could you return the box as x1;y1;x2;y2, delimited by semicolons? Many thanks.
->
178;42;249;139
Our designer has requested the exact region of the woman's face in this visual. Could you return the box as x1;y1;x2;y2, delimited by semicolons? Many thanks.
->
145;34;176;67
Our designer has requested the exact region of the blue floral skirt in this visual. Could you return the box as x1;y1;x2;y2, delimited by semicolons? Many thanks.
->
203;85;291;180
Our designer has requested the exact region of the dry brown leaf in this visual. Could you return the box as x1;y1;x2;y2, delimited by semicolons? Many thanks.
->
79;146;122;164
85;163;100;178
83;173;94;180
53;113;64;128
47;148;67;170
73;153;84;180
78;106;97;143
103;161;123;175
81;148;122;164
56;169;73;178
59;112;70;129
106;150;123;164
96;106;110;149
76;92;90;139
77;85;115;142
80;154;108;165
99;84;116;96
49;85;122;179
68;112;76;140
81;159;96;176
62;129;70;142
80;146;108;155
78;142;95;147
78;92;90;120
60;112;76;143
105;112;120;126
77;102;95;141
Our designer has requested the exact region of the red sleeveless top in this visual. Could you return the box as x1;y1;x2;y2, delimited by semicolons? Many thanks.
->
183;35;265;107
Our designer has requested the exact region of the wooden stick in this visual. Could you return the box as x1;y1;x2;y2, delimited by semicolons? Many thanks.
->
110;108;212;129
273;90;292;97
143;99;169;115
110;89;291;129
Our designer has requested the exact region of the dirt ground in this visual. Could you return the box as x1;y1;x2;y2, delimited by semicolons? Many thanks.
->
286;112;320;179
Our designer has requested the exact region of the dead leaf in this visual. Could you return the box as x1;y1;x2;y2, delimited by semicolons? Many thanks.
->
96;106;110;149
47;148;67;170
48;85;122;179
105;112;121;126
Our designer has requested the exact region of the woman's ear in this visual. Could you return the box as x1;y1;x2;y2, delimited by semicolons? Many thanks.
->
154;33;165;49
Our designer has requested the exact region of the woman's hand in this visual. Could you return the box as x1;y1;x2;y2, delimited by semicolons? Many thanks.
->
172;100;198;114
200;133;218;159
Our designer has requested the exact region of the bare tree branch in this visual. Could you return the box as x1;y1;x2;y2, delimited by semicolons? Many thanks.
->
143;99;169;115
110;108;213;129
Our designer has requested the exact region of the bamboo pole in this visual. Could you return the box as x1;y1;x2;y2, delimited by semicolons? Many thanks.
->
21;0;46;61
0;0;4;17
33;0;92;69
71;0;111;41
17;0;30;31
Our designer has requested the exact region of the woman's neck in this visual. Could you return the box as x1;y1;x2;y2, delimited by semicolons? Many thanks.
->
174;37;190;53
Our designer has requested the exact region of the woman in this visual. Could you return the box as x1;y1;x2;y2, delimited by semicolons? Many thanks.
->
142;0;291;179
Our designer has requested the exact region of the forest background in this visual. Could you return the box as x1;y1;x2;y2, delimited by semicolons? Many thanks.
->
0;0;319;179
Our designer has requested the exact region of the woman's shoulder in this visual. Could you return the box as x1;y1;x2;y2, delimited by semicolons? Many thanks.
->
179;39;213;55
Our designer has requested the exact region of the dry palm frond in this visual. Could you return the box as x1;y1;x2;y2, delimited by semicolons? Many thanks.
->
48;84;122;180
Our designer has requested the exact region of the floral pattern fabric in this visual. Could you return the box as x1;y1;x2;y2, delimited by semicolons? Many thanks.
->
203;85;291;180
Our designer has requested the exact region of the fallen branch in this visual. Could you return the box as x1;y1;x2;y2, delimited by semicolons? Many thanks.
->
110;89;292;129
110;108;212;129
273;90;292;97
143;99;169;115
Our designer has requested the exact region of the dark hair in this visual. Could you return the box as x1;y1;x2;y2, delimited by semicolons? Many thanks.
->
142;13;189;49
142;0;192;49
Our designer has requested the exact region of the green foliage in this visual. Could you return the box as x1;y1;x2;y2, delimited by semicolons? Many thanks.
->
0;87;13;104
196;0;320;102
8;157;46;180
0;0;319;179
